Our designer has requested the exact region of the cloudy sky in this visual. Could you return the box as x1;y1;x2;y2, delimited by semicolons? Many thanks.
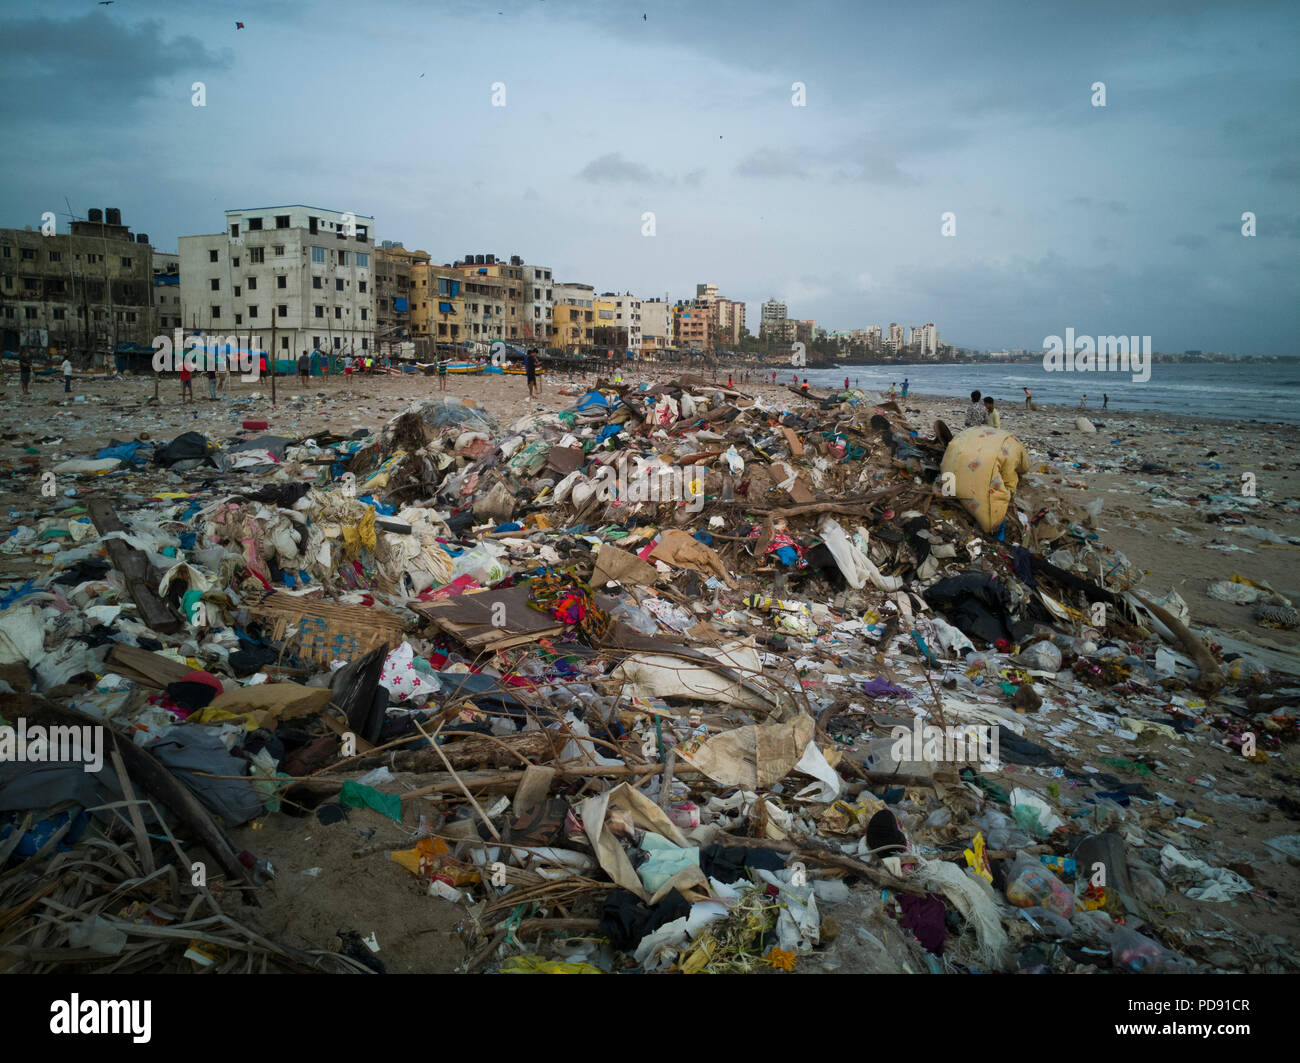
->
2;0;1297;353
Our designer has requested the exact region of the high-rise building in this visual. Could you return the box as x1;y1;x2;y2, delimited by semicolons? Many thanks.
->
1;206;156;357
887;322;904;353
179;204;375;359
760;298;787;340
521;260;554;344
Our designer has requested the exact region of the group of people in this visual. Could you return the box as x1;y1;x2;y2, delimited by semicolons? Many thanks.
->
964;389;1002;428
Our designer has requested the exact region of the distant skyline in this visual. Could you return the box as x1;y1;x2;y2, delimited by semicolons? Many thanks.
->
1;0;1297;354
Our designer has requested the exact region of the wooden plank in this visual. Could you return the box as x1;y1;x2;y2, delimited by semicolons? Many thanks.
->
87;499;181;635
106;644;191;689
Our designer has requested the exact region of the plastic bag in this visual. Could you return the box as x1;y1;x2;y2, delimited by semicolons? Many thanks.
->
450;544;507;586
1110;926;1194;973
1005;851;1074;919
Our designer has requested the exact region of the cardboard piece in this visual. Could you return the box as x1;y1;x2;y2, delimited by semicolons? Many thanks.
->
648;529;734;587
678;714;818;791
414;585;565;652
195;682;332;730
592;543;659;588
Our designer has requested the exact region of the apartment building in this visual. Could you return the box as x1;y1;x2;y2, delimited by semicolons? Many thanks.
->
553;282;595;351
596;291;642;351
179;205;375;359
0;206;154;356
640;296;671;353
410;263;465;348
374;242;430;352
153;252;183;333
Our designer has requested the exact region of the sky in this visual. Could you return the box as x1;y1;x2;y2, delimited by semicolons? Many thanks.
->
1;0;1297;354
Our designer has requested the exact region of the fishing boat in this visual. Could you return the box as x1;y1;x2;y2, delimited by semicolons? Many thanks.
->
445;362;484;374
502;365;545;376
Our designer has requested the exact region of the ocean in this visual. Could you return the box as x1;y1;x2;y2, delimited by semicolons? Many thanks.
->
788;359;1300;426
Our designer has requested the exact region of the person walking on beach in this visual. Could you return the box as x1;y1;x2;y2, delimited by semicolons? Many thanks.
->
18;348;33;396
902;378;909;399
62;356;73;393
1079;394;1087;409
965;389;987;426
438;357;448;392
206;362;218;400
844;376;850;390
983;396;1000;429
1103;393;1109;409
1023;386;1032;409
525;348;540;399
180;363;194;404
298;351;310;389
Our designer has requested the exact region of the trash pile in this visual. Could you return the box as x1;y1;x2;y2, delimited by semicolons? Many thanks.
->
2;379;1298;974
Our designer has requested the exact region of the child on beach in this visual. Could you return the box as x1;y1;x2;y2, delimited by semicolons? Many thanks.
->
180;365;193;403
983;396;1000;428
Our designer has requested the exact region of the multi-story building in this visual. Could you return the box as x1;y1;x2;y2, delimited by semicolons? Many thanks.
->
521;260;554;344
760;298;787;341
553;282;595;351
179;204;375;361
672;300;712;351
410;263;465;350
914;323;939;358
153;251;182;333
374;242;430;353
716;297;746;346
640;296;671;353
865;324;882;350
887;323;904;353
1;206;155;357
596;291;642;351
796;319;817;345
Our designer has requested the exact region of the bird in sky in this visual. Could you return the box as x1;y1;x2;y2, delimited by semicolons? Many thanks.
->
98;2;114;6
643;12;647;19
236;21;244;29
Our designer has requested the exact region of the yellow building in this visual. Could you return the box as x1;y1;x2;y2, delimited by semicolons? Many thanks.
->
410;263;465;349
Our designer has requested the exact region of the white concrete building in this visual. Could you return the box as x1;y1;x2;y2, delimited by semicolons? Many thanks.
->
522;261;554;344
179;205;375;360
603;291;642;351
640;297;671;352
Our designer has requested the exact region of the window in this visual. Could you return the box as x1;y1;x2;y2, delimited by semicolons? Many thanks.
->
309;217;318;234
25;307;37;319
273;245;285;256
249;247;264;263
210;278;220;291
361;338;368;350
211;306;221;319
247;217;263;231
312;276;322;289
315;306;324;318
248;305;258;318
337;250;348;265
1;246;8;258
335;278;343;291
333;337;341;349
281;336;290;350
209;249;219;263
21;248;35;259
358;280;366;293
53;307;66;320
355;252;368;268
234;286;241;297
232;256;240;267
313;336;321;348
438;323;447;336
230;224;239;237
277;275;287;289
121;257;132;267
334;307;341;319
49;251;61;262
278;304;288;317
235;314;242;324
126;312;136;323
247;277;257;290
3;307;12;319
311;246;326;263
360;308;367;321
275;215;290;229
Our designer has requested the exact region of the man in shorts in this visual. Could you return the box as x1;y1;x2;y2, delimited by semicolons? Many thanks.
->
298;351;310;389
525;348;539;399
